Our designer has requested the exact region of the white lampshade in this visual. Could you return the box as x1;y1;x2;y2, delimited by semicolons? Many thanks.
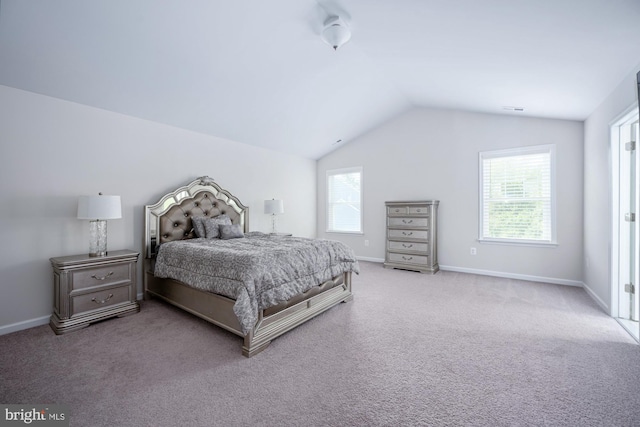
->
321;16;351;50
264;199;284;215
77;195;122;220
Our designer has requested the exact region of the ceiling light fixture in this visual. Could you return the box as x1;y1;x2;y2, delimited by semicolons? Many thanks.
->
321;16;351;51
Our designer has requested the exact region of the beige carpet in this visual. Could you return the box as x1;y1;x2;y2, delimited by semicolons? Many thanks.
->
1;261;639;426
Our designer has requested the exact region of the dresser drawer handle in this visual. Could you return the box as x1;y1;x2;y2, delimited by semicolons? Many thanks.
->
402;243;413;248
402;231;413;236
91;293;114;305
402;219;413;224
402;256;413;261
395;209;401;212
91;271;114;281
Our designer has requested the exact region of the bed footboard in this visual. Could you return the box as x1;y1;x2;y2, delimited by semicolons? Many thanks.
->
243;272;353;357
145;263;353;357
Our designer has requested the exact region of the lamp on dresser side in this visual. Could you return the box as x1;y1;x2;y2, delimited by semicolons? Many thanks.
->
77;193;121;257
264;199;284;234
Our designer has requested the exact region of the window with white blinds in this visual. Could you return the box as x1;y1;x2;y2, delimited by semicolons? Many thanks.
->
479;145;556;245
326;167;363;233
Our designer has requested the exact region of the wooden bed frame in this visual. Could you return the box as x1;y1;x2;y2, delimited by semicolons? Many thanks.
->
143;176;353;357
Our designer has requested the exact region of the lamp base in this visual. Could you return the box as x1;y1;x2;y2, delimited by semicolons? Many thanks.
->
89;220;108;257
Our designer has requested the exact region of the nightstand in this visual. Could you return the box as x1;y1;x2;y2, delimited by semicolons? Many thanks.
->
50;250;140;334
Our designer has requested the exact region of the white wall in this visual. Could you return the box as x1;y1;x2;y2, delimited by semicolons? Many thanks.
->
0;85;316;331
583;63;640;312
318;108;584;284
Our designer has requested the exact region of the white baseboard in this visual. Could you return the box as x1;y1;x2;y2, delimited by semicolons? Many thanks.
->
0;315;50;336
356;256;385;263
357;259;584;288
581;281;610;313
438;264;584;287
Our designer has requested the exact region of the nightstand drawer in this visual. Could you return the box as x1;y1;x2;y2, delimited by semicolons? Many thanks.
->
388;241;429;253
71;264;131;290
388;252;429;265
70;285;130;317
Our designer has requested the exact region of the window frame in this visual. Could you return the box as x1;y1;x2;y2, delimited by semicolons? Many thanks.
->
326;166;364;234
478;144;557;247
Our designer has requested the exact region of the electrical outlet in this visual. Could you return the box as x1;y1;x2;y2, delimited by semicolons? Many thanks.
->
470;247;477;255
364;240;369;247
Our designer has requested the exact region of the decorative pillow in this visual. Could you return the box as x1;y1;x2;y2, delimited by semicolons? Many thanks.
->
203;214;232;239
219;224;245;240
191;216;206;238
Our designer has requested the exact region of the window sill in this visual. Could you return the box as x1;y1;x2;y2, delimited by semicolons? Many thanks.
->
478;238;558;248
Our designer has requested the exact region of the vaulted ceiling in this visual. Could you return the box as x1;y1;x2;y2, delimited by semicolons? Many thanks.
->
1;0;639;159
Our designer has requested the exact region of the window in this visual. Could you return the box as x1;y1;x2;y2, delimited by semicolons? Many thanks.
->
479;145;556;245
326;167;363;233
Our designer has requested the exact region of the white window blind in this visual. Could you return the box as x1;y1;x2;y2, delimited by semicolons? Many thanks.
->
327;167;363;233
479;145;556;244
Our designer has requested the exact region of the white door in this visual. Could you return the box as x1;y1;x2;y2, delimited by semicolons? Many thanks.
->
615;116;640;339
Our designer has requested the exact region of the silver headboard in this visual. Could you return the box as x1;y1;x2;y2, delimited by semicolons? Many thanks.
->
144;176;249;258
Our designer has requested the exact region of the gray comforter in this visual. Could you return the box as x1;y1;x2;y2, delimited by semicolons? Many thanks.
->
154;232;359;334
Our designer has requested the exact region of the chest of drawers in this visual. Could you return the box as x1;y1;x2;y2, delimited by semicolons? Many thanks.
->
384;201;439;274
50;250;140;334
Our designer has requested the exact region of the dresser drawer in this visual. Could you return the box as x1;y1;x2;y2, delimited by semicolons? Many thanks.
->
388;229;430;240
409;206;430;215
388;241;429;253
387;206;408;215
71;263;131;290
388;252;429;265
388;217;429;227
70;285;131;317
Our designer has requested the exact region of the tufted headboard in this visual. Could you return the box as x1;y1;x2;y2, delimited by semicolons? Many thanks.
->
144;176;249;258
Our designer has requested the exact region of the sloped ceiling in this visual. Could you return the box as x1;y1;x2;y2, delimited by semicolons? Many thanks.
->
1;0;639;159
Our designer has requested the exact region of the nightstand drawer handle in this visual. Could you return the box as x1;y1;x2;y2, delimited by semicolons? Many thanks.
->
402;231;413;236
402;244;413;248
402;256;413;261
91;293;113;305
402;219;413;224
91;271;114;281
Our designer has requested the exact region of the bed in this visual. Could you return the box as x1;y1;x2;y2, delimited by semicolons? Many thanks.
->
144;176;358;357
